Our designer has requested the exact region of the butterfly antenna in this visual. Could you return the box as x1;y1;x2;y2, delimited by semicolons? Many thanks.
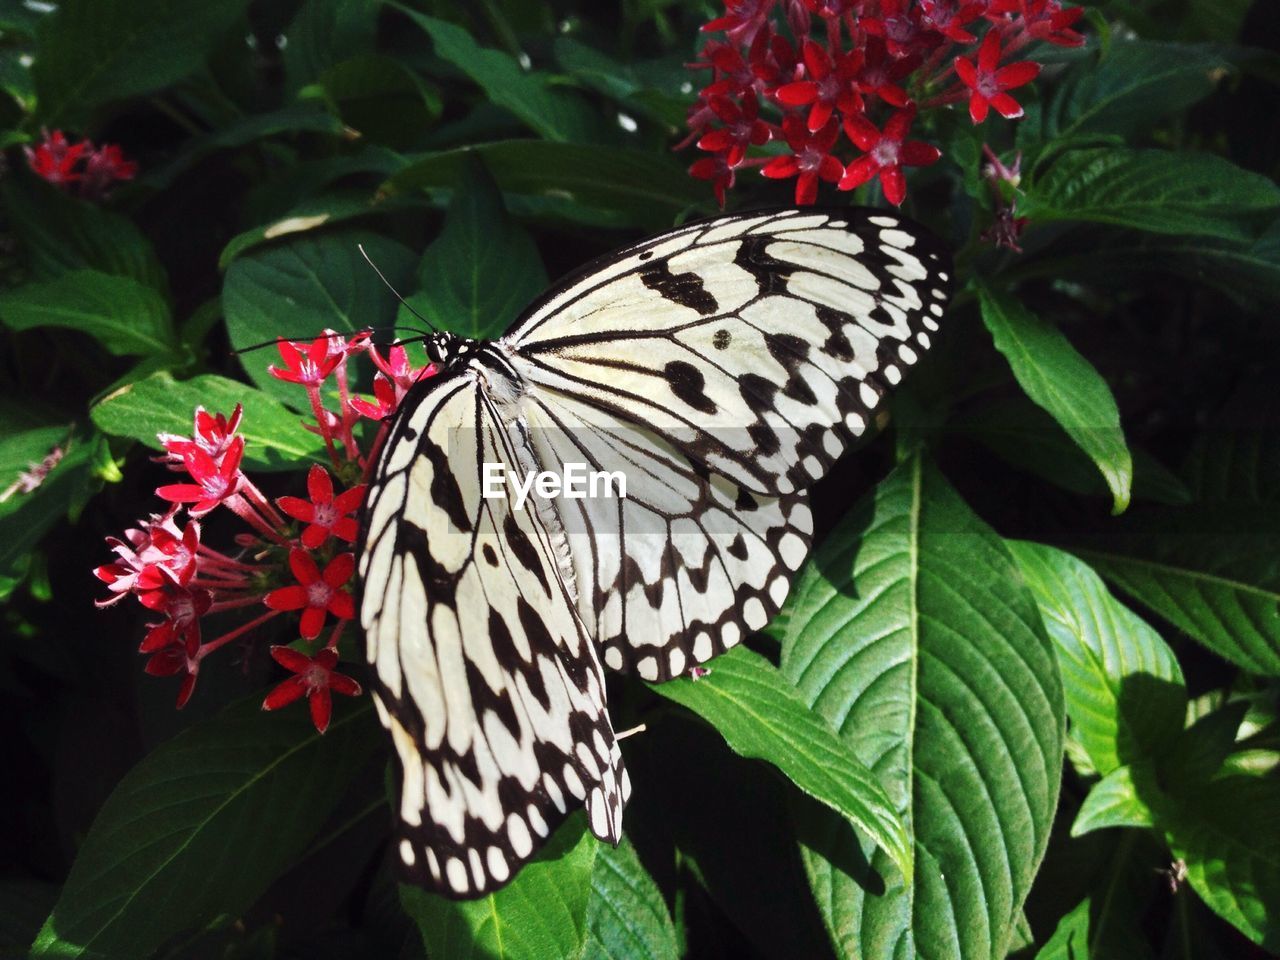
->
233;330;352;355
358;243;438;335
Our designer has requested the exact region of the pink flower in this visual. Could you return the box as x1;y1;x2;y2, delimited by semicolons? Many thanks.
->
761;116;844;205
918;0;986;43
264;550;356;641
839;107;942;206
156;436;245;516
348;374;398;421
702;0;776;47
277;464;366;549
262;646;363;733
954;30;1041;123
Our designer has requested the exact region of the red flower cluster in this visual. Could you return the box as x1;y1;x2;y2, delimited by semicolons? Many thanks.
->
25;128;138;200
95;332;436;731
685;0;1082;206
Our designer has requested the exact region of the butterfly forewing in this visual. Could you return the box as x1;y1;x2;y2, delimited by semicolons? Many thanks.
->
359;369;626;899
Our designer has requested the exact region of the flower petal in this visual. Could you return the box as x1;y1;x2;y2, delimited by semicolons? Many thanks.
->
306;464;333;505
263;676;307;710
288;548;321;586
270;644;314;673
880;164;907;206
300;605;327;640
995;61;1041;89
990;92;1025;118
310;685;333;733
264;585;309;611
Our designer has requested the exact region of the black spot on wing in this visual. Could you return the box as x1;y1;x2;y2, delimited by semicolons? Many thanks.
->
428;438;472;534
664;360;718;415
503;514;550;598
712;328;731;349
639;262;719;315
482;543;499;566
514;596;552;710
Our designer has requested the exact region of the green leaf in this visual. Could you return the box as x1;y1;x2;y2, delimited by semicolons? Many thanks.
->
0;270;175;356
317;54;442;149
1073;504;1280;676
958;398;1189;507
405;159;547;339
222;229;416;406
1070;764;1158;836
31;698;378;959
978;285;1132;513
1046;41;1228;139
283;0;380;94
218;192;430;267
0;881;58;960
1006;541;1185;774
1034;897;1090;960
91;371;326;471
141;105;348;192
32;0;253;127
652;646;911;881
399;815;597;960
583;839;679;960
1023;148;1280;241
380;140;711;230
1162;776;1280;949
2;177;167;290
393;6;596;143
0;426;101;594
779;456;1065;960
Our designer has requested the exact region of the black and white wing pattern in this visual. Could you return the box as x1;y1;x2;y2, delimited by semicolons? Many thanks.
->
359;368;626;898
504;208;950;680
358;206;952;896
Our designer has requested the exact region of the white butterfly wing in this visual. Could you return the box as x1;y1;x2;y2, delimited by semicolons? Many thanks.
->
359;370;626;898
504;208;951;498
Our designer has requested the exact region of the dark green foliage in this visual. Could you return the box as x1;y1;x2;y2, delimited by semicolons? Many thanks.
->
1;1;1276;958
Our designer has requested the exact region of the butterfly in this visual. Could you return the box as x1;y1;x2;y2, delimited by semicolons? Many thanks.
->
356;207;952;898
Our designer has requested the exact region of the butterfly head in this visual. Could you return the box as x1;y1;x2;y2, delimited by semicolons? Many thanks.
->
424;331;475;367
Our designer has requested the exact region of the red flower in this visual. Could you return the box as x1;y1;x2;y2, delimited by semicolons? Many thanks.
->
142;625;201;708
264;549;356;641
761;116;844;205
262;646;362;734
269;337;342;387
156;436;245;516
690;152;737;208
24;130;89;185
862;0;935;59
839;107;941;205
702;0;776;47
80;143;138;199
349;374;398;420
954;30;1041;123
158;404;243;464
697;92;771;165
1001;0;1086;47
919;0;986;43
277;464;366;549
854;37;918;108
774;40;863;132
369;343;436;400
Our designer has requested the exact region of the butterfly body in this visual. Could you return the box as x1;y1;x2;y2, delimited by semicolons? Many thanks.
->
357;208;952;897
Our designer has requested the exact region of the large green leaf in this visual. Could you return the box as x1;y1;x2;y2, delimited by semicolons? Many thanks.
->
0;271;176;356
404;160;547;339
30;698;379;960
91;371;326;471
380;141;710;230
1006;541;1185;775
1;178;167;290
779;456;1064;960
393;6;596;143
1023;148;1280;241
978;285;1132;513
399;815;597;960
652;646;912;880
583;839;679;960
1073;504;1280;676
1046;41;1227;139
1162;776;1280;949
222;229;416;406
32;0;253;127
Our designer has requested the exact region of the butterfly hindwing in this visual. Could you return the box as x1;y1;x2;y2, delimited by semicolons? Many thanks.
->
359;369;626;898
